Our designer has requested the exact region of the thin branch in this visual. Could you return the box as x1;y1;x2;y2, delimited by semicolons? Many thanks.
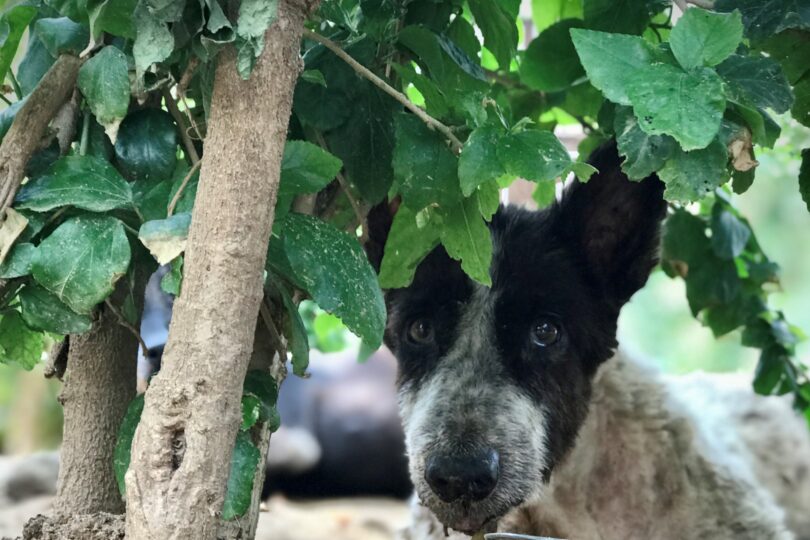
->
302;29;464;154
0;55;82;217
180;94;204;142
7;71;22;100
105;298;149;357
259;296;286;361
167;159;202;216
313;131;368;243
0;93;11;106
163;87;200;165
177;56;200;98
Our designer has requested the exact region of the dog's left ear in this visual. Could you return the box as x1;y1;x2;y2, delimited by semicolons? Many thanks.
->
364;198;400;273
554;142;666;306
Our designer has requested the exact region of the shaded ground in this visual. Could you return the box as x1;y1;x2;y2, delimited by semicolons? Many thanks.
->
0;495;410;540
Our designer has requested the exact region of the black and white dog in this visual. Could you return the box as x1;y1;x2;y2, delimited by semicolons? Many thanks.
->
367;143;810;540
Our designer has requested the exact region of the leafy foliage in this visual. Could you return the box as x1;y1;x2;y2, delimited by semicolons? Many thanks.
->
0;0;808;511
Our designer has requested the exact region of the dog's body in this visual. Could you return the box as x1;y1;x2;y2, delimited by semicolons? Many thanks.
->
367;142;810;539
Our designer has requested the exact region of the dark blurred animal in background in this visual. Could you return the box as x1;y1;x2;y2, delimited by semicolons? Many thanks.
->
138;274;410;500
367;143;810;540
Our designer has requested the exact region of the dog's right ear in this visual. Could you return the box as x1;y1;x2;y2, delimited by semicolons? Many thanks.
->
364;198;399;272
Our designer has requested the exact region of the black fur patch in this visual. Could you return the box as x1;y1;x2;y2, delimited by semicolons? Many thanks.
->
372;141;666;477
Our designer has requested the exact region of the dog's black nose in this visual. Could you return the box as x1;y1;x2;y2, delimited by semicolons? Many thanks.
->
425;448;499;502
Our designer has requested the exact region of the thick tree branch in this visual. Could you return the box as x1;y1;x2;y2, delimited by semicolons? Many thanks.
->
0;55;82;217
301;29;464;153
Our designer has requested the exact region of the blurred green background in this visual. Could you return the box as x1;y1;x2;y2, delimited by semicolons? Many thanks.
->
1;120;808;454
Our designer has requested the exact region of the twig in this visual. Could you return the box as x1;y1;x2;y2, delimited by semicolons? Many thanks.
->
79;111;90;156
0;55;83;217
177;57;200;98
179;94;204;141
313;131;368;243
259;296;286;360
167;159;202;216
163;87;200;165
7;71;22;100
0;94;11;106
105;298;149;357
302;29;464;154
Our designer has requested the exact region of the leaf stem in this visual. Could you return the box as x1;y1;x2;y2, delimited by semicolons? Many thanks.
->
167;159;202;217
163;87;200;165
105;298;149;357
7;71;22;100
301;29;464;154
0;93;12;106
121;222;140;236
79;111;90;156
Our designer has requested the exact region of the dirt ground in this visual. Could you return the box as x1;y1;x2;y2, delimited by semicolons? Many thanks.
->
0;495;410;540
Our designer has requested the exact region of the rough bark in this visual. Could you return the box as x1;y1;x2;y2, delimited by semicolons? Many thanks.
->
0;55;82;215
53;284;142;516
124;2;315;538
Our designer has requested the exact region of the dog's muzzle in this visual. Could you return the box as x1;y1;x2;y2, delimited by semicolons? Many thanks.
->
425;448;500;502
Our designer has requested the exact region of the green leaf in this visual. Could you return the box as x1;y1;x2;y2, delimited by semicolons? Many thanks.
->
0;242;35;278
532;181;557;208
138;213;190;265
614;107;676;180
300;69;326;86
800;148;810;212
716;54;794;114
132;0;174;78
568;161;597;181
35;17;89;56
167;163;199;215
793;74;810;127
685;256;741;315
113;393;144;496
78;46;131;133
468;0;518;69
160;255;183;295
18;37;56;96
658;138;729;202
0;311;44;370
32;215;131;314
0;6;37;82
476;180;501;219
459;126;506;197
715;0;810;42
669;8;743;69
243;369;279;417
497;130;572;182
19;284;93;334
45;0;88;22
710;204;751;259
570;28;657;106
662;209;709;275
88;0;138;39
241;394;260;430
15;155;134;213
0;98;25;143
281;213;386;348
279;141;342;196
753;346;787;395
115;109;178;181
626;64;726;151
312;311;347;353
732;167;756;194
439;194;493;287
532;0;582;32
274;280;308;376
583;0;649;35
221;431;260;521
378;205;441;289
236;0;278;42
759;29;810;85
393;112;460;211
520;19;584;93
132;177;172;222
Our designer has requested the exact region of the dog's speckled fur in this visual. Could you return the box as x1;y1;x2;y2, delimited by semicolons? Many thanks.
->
367;142;810;539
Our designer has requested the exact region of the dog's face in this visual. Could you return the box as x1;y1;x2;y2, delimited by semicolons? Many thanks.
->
367;143;666;534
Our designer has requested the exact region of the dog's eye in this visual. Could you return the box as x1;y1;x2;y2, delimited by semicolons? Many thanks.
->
531;319;560;347
407;319;435;345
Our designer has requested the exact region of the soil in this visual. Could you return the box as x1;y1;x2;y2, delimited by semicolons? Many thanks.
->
0;495;410;540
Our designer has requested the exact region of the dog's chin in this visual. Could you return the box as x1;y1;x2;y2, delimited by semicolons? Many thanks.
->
420;492;523;536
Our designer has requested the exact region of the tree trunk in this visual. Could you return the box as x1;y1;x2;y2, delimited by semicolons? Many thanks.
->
53;284;142;515
124;1;314;538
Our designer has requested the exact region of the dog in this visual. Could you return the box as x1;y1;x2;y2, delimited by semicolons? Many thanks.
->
366;142;810;540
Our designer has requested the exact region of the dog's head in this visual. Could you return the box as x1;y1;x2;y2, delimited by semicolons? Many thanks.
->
367;142;666;534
